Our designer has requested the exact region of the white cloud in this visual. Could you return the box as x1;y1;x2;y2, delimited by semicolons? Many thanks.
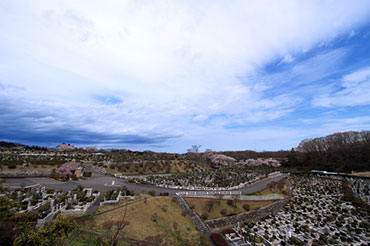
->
1;0;370;151
348;30;357;38
313;66;370;107
280;54;295;64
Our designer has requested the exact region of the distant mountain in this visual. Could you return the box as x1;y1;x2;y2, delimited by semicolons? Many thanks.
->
0;141;26;149
0;141;47;151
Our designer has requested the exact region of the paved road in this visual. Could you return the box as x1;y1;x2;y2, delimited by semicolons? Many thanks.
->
2;173;288;196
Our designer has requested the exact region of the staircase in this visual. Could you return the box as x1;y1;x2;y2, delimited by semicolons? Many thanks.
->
174;196;210;235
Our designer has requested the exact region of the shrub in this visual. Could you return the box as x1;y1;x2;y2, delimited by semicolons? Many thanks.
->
243;204;250;211
7;164;17;169
220;209;228;216
201;212;208;220
206;200;214;212
161;205;168;212
151;213;158;222
46;188;55;194
86;196;95;203
227;199;233;206
83;171;92;177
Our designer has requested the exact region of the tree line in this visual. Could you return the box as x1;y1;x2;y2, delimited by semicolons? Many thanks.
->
283;131;370;172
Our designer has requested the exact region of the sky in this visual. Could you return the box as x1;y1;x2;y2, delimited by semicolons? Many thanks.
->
1;0;370;153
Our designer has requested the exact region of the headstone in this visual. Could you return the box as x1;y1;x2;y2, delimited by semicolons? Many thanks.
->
51;199;55;213
86;189;92;197
112;180;115;186
73;193;77;202
17;191;21;202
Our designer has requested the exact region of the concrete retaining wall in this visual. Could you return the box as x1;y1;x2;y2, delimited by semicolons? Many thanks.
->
206;198;289;229
206;178;293;229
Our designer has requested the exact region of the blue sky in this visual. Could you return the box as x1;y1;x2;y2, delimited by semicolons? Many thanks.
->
1;0;370;152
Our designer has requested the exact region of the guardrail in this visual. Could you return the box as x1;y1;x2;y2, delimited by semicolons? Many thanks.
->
176;190;241;196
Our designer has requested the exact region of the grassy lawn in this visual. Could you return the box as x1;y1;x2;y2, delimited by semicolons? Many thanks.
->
94;195;204;245
185;197;273;220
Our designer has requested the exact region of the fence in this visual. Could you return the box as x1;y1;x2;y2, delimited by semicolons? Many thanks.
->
176;190;241;197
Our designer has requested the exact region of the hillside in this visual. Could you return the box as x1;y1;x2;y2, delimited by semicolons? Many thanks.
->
283;131;370;172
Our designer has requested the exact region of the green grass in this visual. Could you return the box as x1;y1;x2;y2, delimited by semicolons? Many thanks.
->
93;195;204;245
185;197;273;220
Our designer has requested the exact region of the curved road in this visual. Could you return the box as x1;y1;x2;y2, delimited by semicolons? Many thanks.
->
2;173;288;196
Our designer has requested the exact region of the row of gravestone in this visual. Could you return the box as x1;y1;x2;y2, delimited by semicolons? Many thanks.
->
0;170;52;176
81;164;106;174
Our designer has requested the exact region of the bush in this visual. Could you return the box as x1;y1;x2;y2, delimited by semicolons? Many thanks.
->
148;190;156;196
7;164;17;169
161;205;168;212
243;204;250;211
227;199;233;206
83;171;92;177
201;212;208;220
220;209;228;216
46;188;55;194
206;200;214;212
86;196;95;203
151;213;158;222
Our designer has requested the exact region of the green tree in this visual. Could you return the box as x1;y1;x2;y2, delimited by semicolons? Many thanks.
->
13;215;77;246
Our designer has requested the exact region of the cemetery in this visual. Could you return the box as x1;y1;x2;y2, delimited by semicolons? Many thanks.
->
100;185;136;205
60;186;100;215
123;170;281;190
346;176;370;206
0;183;100;226
222;175;370;246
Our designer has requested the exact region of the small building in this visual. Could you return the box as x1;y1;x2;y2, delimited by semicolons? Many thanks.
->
57;162;84;178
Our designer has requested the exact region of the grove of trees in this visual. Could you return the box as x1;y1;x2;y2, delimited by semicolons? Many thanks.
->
283;131;370;172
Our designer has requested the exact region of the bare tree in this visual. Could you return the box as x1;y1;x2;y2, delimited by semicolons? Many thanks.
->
100;202;130;246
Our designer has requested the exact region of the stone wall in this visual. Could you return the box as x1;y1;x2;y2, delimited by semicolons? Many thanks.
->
206;198;289;229
206;178;293;229
175;196;210;235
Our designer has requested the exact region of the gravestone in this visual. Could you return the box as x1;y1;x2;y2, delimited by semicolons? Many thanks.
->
51;199;55;213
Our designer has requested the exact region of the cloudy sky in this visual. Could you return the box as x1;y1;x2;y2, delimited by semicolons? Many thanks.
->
1;0;370;152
